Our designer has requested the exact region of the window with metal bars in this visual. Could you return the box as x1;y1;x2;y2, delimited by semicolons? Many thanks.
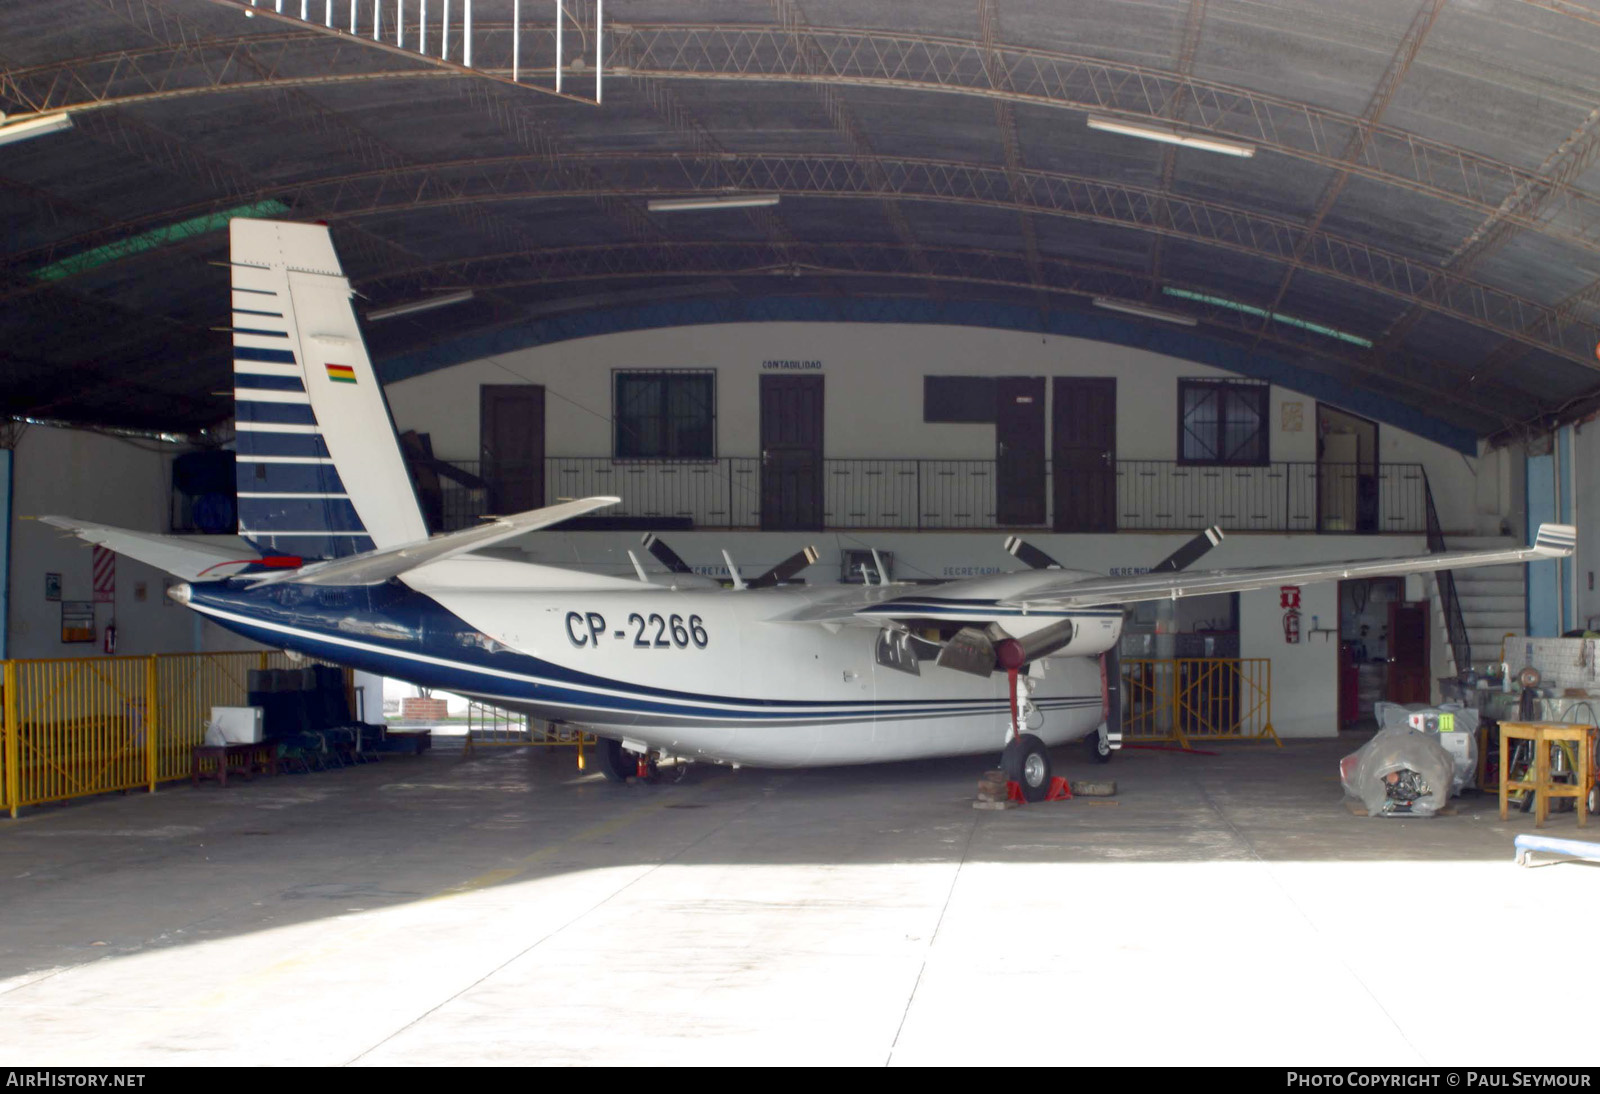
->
1178;378;1269;465
613;370;716;459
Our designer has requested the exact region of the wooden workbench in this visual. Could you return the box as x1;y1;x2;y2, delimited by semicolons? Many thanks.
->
1498;721;1592;829
192;742;278;788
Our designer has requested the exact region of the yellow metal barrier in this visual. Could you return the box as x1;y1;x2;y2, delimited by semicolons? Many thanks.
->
151;651;301;785
1121;658;1280;749
0;650;329;817
5;656;151;810
464;700;595;769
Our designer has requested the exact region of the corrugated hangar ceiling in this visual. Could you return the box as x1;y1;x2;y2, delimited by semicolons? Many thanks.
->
5;0;1600;446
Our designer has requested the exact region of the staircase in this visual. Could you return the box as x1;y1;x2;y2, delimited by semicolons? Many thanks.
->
1427;535;1526;674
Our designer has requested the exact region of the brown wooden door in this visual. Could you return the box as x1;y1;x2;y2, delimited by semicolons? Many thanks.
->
1387;600;1431;703
1052;377;1117;532
480;385;545;515
996;376;1046;526
760;374;824;531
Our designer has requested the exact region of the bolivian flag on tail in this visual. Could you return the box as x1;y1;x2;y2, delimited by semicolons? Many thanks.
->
326;363;357;384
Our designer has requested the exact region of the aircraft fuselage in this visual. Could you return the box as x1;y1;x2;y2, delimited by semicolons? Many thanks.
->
184;578;1118;767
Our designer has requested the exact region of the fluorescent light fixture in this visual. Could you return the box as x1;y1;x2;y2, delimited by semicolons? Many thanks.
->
646;194;781;212
1086;115;1255;158
366;290;476;321
1161;287;1373;347
1092;296;1198;326
0;113;73;148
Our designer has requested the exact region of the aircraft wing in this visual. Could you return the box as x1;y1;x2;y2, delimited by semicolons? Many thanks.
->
765;583;914;624
910;523;1577;613
251;496;621;587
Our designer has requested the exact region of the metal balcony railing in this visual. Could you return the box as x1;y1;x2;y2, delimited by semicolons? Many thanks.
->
423;457;1429;535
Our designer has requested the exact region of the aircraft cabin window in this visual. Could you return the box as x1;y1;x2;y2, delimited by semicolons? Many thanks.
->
613;370;716;459
1177;378;1269;466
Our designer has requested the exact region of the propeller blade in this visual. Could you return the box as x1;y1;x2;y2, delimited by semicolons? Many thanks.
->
1014;618;1078;663
1148;525;1224;574
1004;535;1061;570
936;627;997;677
641;532;694;575
747;545;821;589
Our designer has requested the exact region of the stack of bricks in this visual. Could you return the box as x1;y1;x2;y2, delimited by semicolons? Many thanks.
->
400;696;450;721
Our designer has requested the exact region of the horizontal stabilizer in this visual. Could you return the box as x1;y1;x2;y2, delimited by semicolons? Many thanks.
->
39;517;258;581
254;496;621;587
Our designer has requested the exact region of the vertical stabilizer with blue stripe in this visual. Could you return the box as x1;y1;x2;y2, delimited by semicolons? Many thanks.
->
229;219;427;560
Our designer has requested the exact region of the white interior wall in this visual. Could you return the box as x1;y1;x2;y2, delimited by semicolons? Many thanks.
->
5;425;262;660
384;323;1487;531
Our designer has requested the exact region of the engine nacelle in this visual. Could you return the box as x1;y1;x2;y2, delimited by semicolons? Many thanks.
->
1005;612;1123;660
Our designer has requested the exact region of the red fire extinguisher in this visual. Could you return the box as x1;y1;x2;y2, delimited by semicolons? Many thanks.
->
1280;586;1301;645
103;623;117;656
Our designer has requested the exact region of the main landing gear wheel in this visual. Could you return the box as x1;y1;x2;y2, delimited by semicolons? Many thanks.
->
1003;733;1052;803
596;737;638;783
1087;731;1113;765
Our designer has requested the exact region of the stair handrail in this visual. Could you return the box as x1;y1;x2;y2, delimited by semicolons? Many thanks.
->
1421;470;1472;675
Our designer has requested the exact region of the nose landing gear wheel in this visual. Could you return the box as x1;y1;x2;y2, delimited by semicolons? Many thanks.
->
1002;733;1052;803
1088;732;1113;764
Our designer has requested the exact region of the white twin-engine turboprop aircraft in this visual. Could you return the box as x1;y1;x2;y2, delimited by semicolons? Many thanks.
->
44;220;1576;799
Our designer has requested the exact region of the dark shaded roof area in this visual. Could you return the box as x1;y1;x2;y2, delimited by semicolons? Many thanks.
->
5;0;1600;442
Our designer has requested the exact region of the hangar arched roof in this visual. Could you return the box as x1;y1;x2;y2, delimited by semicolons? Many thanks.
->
5;0;1600;446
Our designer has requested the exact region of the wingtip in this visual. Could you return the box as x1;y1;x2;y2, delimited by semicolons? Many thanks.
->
1534;523;1577;553
38;515;101;538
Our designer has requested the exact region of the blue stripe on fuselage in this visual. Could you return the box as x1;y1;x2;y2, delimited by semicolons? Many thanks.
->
183;580;1089;724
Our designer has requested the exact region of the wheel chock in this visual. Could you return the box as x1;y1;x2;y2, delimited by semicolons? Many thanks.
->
1003;776;1074;805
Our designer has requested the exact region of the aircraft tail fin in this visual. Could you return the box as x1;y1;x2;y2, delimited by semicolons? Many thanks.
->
228;219;428;561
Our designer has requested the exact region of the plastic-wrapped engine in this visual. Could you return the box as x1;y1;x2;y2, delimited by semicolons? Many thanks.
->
1372;702;1480;794
1339;726;1457;817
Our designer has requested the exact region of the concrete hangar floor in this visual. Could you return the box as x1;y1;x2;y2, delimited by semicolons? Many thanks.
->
0;736;1589;1067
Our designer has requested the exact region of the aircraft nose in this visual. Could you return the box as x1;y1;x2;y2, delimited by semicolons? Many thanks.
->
166;582;191;606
